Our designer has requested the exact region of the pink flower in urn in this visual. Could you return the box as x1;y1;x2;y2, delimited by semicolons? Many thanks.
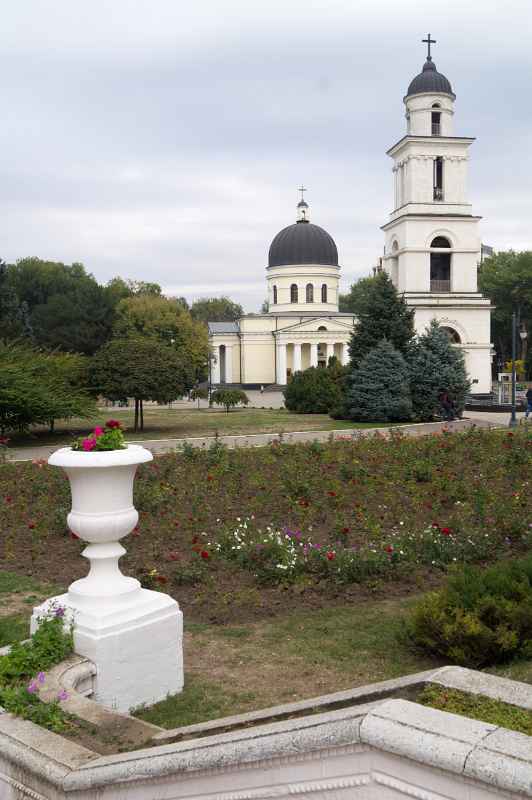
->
93;426;104;437
82;438;96;452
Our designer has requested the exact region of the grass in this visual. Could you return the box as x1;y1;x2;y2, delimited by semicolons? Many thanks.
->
419;684;532;736
0;614;28;648
7;406;377;449
1;574;531;734
0;572;55;595
136;597;441;728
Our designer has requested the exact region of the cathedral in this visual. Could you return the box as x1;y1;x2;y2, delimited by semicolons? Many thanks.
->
208;38;493;393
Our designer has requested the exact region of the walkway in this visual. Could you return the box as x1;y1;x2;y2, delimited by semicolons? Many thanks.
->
6;416;501;463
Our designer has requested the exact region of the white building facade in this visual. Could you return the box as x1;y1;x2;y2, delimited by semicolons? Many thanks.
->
209;199;355;387
381;39;493;392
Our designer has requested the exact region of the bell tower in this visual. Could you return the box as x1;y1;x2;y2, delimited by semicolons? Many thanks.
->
381;36;493;392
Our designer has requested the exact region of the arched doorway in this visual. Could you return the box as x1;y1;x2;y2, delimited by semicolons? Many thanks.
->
442;326;461;344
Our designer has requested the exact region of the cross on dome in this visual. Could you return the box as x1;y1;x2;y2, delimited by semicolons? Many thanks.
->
297;186;309;222
422;33;436;61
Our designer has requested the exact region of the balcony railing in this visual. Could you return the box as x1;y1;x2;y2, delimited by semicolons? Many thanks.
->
431;279;451;293
432;123;441;135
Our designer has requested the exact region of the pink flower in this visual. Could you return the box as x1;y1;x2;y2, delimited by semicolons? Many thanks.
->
93;426;104;437
57;690;69;702
27;681;38;694
37;671;46;684
106;419;121;429
82;438;96;452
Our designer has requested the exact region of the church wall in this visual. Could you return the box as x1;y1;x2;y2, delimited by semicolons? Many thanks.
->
267;264;340;313
406;93;454;137
241;339;276;385
240;316;276;332
412;306;492;392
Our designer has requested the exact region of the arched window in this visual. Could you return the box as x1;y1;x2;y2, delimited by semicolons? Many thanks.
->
317;325;327;331
290;284;298;303
321;283;327;303
430;237;451;292
272;285;277;305
306;283;314;303
431;103;441;136
431;236;451;248
442;327;461;344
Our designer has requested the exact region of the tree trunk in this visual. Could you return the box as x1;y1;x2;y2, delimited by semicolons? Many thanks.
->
49;419;55;433
140;399;144;431
134;399;139;432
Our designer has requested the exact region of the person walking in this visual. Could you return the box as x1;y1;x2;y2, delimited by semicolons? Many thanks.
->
439;389;456;421
525;387;532;419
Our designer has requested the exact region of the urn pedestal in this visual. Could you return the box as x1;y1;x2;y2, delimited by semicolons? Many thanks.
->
31;445;183;713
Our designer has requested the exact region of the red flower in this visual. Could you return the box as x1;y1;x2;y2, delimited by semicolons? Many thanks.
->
70;531;80;540
326;551;336;561
156;575;168;584
327;491;337;497
207;475;214;481
341;527;350;534
441;527;452;536
167;552;179;561
132;526;140;537
5;496;12;503
28;522;36;530
200;550;210;559
385;545;393;553
105;419;122;429
0;436;9;446
298;499;309;507
431;522;440;529
191;536;199;544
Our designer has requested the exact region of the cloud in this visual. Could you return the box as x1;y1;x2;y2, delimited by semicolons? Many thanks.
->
1;0;531;310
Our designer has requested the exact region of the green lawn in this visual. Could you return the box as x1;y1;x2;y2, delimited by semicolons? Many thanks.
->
2;576;531;731
7;406;382;448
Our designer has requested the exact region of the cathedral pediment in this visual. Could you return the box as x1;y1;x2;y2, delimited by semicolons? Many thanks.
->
275;315;355;334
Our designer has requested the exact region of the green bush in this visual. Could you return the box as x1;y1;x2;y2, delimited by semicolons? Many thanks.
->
405;556;532;667
345;340;412;422
283;360;346;414
0;611;73;732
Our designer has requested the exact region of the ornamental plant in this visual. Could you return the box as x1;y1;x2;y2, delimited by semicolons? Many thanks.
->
71;419;126;452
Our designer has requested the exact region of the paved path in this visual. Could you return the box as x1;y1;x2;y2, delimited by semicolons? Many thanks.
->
5;417;500;463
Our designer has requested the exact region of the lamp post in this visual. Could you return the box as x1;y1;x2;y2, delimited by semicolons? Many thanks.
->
509;313;528;428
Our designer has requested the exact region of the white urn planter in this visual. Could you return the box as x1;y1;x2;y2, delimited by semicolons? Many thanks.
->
31;445;183;713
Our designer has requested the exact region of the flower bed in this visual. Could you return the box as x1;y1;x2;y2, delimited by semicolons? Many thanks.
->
0;427;531;623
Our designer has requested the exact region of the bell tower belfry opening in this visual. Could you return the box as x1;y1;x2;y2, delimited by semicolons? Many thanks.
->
381;36;493;393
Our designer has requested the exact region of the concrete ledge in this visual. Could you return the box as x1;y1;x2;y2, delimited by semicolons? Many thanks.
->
433;665;532;711
1;666;531;797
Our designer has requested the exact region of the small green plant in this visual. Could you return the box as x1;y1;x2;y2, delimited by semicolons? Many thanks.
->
418;684;532;736
405;556;532;667
210;389;249;413
71;419;126;452
190;386;209;409
0;607;73;732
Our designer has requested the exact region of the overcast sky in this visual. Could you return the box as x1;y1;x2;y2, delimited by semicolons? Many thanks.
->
2;0;531;311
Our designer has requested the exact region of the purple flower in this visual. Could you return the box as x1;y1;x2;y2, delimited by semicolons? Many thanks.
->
57;690;69;702
295;531;302;540
27;681;38;694
37;671;46;684
54;606;65;618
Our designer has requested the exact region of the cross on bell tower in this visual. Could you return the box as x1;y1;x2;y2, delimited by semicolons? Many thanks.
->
422;33;436;61
297;185;309;222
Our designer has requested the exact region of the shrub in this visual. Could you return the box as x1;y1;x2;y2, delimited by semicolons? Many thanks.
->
405;556;532;667
345;339;412;422
211;389;249;412
0;609;73;732
284;361;346;414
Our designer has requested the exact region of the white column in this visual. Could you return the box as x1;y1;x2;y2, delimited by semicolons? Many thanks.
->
211;346;220;383
325;342;333;365
310;342;318;368
276;343;287;385
293;342;302;373
341;342;350;366
225;345;233;384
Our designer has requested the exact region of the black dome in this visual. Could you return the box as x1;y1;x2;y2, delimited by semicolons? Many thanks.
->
268;222;338;268
407;59;454;97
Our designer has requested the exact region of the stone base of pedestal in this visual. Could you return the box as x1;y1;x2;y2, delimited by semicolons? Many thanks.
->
31;589;183;713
